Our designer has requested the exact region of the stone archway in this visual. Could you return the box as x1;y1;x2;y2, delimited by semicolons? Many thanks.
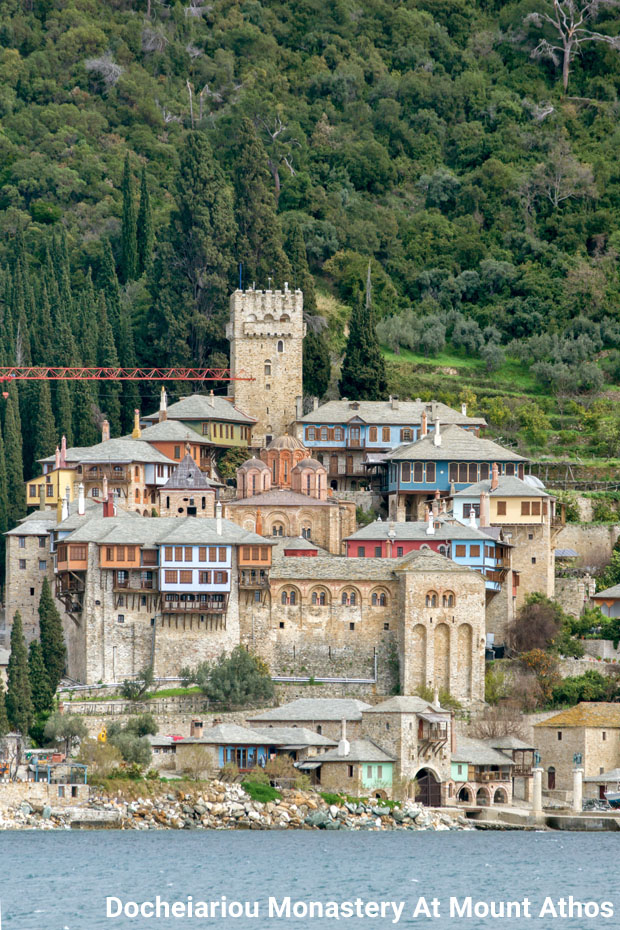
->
457;785;472;804
415;768;441;807
493;787;508;805
476;786;490;806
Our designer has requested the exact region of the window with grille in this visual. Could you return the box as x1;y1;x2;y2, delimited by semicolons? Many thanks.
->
199;571;211;584
165;570;177;583
180;570;192;584
497;501;507;515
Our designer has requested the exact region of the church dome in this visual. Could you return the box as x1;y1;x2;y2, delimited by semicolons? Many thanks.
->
266;434;307;452
238;456;269;472
293;458;325;472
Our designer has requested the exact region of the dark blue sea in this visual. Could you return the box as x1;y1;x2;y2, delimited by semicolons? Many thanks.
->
2;830;617;929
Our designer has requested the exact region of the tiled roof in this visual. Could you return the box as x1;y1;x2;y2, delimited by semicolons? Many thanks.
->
452;736;515;766
247;698;371;723
162;453;215;490
181;724;278;745
454;476;550;498
487;736;535;751
363;696;447;715
143;394;256;424
61;514;273;547
5;510;58;536
593;584;620;599
271;554;397;582
534;702;620;728
228;489;334;508
251;727;337;747
155;517;273;547
386;424;526;462
315;739;395;764
394;548;480;574
345;517;495;542
40;438;173;466
299;399;486;427
584;768;620;783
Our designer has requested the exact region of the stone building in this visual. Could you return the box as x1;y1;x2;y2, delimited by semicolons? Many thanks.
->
157;452;218;518
451;736;515;807
226;435;356;555
533;702;620;795
247;698;372;742
226;287;305;447
5;508;58;642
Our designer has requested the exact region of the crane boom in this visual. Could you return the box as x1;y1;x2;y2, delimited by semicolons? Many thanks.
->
0;367;253;382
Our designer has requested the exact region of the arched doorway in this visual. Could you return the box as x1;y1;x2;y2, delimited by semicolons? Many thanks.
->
476;787;490;806
493;787;508;805
415;768;441;807
548;767;556;790
457;786;472;804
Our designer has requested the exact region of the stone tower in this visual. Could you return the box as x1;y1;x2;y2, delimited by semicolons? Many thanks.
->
226;286;305;447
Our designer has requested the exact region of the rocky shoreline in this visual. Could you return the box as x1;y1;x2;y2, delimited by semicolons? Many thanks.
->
0;782;475;832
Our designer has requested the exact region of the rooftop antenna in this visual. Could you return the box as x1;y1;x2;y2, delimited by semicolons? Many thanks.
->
267;275;272;290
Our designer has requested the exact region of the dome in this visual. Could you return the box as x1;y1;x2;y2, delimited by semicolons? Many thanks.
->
266;434;307;452
238;456;269;472
293;458;325;472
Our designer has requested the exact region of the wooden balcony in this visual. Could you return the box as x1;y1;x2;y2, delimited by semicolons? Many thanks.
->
162;595;228;614
239;571;269;588
81;466;129;482
513;765;533;777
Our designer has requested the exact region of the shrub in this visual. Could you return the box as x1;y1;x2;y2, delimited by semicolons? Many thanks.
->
242;780;282;803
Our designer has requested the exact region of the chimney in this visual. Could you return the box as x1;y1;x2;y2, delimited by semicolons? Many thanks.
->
313;397;319;411
390;395;398;410
55;447;61;469
101;419;110;443
255;508;262;535
461;403;467;416
469;507;477;528
78;483;85;516
450;711;457;754
295;396;303;420
441;498;447;514
60;435;67;467
432;497;439;517
421;410;427;438
102;475;108;501
216;500;222;535
433;418;441;447
103;493;115;518
480;492;490;528
190;719;204;738
433;687;440;709
337;718;350;757
209;390;215;408
491;462;499;492
61;487;70;521
426;508;435;536
39;484;46;511
132;409;141;439
159;386;168;422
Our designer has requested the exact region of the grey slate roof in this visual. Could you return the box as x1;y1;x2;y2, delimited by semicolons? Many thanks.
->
40;438;173;466
271;554;397;582
454;476;549;498
452;736;515;766
180;724;279;745
584;768;620;783
487;736;536;751
247;699;371;723
315;739;396;764
345;517;496;543
251;727;337;747
162;453;215;490
133;420;212;445
299;399;486;428
363;696;447;715
5;509;58;536
394;548;481;575
593;584;620;599
143;394;255;425
60;514;273;547
386;424;526;463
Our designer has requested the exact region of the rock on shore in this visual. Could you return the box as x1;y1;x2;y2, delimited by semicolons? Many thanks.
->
0;783;474;832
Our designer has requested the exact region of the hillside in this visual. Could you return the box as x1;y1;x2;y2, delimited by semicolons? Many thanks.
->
0;0;620;478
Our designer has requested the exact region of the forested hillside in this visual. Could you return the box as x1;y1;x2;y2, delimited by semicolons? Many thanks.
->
1;0;620;492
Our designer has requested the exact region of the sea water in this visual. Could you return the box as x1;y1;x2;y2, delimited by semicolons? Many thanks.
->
2;830;618;929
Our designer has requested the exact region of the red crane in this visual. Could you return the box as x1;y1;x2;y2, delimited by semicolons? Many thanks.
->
0;367;253;397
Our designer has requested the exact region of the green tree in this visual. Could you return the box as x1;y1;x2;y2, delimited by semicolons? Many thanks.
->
33;381;57;464
303;330;331;399
4;390;25;527
120;665;154;701
38;577;67;693
120;153;137;283
0;680;10;738
43;711;88;757
286;220;317;314
54;380;74;449
6;612;34;735
339;264;387;400
136;164;153;276
28;640;54;714
182;646;274;706
97;292;122;436
0;423;9;588
232;118;290;289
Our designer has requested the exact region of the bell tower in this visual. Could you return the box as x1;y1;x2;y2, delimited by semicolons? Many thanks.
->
227;285;305;448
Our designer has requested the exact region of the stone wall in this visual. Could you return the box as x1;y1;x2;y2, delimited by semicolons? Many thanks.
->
555;524;620;571
506;523;554;607
226;498;356;555
5;533;53;643
0;782;91;808
554;575;596;617
583;640;620;661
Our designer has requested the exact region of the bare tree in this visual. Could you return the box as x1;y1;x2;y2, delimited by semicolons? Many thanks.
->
84;53;124;89
525;1;620;91
255;115;300;205
469;704;527;740
530;139;596;209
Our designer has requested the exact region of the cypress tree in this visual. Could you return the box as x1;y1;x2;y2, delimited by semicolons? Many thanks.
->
149;131;236;366
286;220;317;314
101;240;122;344
286;220;331;397
121;153;137;283
73;381;99;447
0;423;8;590
338;263;387;401
232;118;290;288
28;640;54;714
55;380;74;448
6;612;34;736
97;292;122;436
303;330;331;399
0;680;9;738
38;578;67;693
4;390;25;527
137;164;153;276
33;381;57;464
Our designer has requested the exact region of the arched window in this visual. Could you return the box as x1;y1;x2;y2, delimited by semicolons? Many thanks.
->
301;525;311;539
272;460;277;483
135;488;140;502
135;466;140;479
341;590;357;606
264;360;272;376
371;590;388;607
306;473;311;494
281;590;288;605
426;591;438;608
289;590;296;605
202;497;206;510
277;340;284;353
443;592;455;607
251;474;256;495
272;523;284;537
311;589;327;606
439;545;448;556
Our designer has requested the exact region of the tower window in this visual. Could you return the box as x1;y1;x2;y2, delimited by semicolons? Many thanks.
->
277;340;284;353
264;361;271;376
